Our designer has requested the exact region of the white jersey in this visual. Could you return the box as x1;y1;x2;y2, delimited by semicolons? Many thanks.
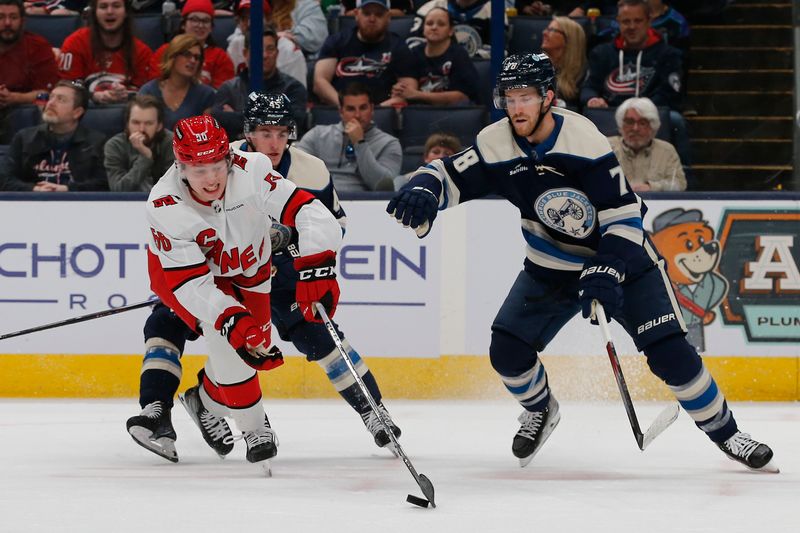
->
146;148;342;331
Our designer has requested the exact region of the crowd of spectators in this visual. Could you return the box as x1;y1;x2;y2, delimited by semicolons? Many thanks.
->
1;0;714;195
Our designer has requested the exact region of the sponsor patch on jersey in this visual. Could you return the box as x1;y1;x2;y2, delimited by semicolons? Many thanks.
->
535;188;596;239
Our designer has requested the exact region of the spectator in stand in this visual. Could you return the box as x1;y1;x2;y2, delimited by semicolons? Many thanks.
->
104;95;174;192
0;0;60;143
314;0;417;106
227;0;307;87
24;0;82;15
390;6;478;105
581;0;689;164
152;0;234;88
541;16;586;111
568;0;617;16
59;0;153;104
0;80;107;191
296;82;401;192
139;34;215;130
341;0;414;17
514;2;553;16
270;0;329;56
608;97;686;192
596;0;690;49
410;0;505;59
394;130;460;189
213;26;307;131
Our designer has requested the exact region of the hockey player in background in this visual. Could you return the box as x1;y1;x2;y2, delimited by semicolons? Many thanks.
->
386;53;778;472
134;114;342;466
127;99;401;463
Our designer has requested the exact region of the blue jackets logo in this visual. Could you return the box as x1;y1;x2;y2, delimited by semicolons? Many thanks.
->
535;188;595;239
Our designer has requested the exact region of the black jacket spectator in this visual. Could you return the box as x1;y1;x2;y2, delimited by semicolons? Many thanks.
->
0;123;108;191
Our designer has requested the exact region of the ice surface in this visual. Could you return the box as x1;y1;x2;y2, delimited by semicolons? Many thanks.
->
1;400;796;532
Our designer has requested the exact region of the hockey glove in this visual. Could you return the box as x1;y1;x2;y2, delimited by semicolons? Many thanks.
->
578;255;626;323
216;307;284;371
295;250;340;323
386;175;442;238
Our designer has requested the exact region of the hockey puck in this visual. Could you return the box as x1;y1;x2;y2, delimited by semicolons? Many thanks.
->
406;494;430;508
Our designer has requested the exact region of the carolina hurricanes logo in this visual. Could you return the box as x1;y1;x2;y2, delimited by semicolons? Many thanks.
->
605;65;656;95
336;55;390;78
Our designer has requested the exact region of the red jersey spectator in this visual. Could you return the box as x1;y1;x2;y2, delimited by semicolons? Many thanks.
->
0;0;59;126
59;0;153;104
151;0;235;88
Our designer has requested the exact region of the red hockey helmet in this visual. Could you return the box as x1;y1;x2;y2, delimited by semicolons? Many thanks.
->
173;115;229;165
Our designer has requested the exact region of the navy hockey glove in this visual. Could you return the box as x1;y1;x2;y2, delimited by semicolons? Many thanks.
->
386;175;442;238
578;255;625;323
216;307;284;371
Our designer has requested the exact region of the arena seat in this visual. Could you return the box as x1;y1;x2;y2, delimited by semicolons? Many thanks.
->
583;107;672;142
133;13;166;50
212;16;237;47
5;105;42;139
336;16;415;40
81;105;126;140
310;105;396;135
508;16;548;54
472;59;492;106
399;105;486;148
25;14;81;48
401;145;425;174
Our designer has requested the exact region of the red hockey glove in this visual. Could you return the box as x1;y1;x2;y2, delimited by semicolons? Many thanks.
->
295;250;340;323
216;307;284;371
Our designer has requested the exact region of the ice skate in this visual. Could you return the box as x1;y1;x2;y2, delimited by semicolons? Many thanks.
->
179;385;234;458
126;401;178;463
239;415;279;477
361;403;402;455
717;431;779;473
513;395;561;467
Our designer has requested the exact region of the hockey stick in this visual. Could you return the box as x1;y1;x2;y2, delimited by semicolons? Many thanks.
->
314;302;437;509
0;299;159;341
594;302;680;451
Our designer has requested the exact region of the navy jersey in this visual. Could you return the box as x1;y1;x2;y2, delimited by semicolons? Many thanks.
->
318;28;417;102
412;108;652;277
409;41;479;103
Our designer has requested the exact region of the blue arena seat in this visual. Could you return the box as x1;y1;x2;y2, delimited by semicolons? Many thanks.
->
25;14;82;48
399;105;487;148
81;105;126;140
472;59;492;106
133;13;166;50
582;107;672;142
401;145;425;174
0;145;8;159
336;16;415;40
508;16;548;54
310;105;396;135
5;105;42;139
211;16;237;47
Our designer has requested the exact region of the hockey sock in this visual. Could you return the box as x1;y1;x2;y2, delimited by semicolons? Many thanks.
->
315;340;381;413
499;358;550;412
668;365;738;443
139;338;182;408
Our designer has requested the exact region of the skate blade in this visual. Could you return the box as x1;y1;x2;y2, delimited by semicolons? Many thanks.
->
757;459;780;474
256;459;272;477
518;410;562;468
128;427;178;463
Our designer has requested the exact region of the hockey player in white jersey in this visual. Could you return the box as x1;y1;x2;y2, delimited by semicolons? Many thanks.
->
143;114;342;465
386;53;777;472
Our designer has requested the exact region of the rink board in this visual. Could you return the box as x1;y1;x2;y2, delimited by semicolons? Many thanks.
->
0;194;798;399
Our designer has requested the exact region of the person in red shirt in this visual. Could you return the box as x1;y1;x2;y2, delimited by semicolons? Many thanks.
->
151;0;234;89
59;0;154;104
0;0;59;141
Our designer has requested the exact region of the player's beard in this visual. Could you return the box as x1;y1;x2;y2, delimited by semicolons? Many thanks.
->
510;112;537;138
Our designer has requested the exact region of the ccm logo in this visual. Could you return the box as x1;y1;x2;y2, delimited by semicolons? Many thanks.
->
637;313;676;334
299;266;335;280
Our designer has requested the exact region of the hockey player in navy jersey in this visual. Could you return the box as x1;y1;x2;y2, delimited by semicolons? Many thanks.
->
386;53;777;472
127;95;401;462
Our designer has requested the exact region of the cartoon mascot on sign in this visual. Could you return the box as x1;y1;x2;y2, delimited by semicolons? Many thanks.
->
650;208;729;352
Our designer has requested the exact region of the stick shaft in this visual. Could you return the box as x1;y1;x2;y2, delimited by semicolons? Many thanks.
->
0;299;159;341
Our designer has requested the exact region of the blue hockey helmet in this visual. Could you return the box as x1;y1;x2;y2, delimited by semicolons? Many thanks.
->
244;92;297;140
493;53;557;109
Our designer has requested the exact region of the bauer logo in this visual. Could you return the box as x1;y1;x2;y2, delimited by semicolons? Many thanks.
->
535;188;595;239
717;210;800;342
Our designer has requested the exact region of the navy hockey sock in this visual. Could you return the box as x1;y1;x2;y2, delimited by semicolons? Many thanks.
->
490;329;550;411
315;341;381;414
139;339;182;409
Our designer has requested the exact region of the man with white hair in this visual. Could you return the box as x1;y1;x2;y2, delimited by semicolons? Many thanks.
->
608;97;686;192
